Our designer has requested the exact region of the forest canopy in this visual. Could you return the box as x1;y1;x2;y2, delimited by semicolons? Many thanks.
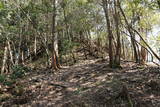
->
0;0;159;70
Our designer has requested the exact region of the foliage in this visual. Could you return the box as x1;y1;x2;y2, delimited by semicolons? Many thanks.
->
0;74;6;83
0;74;15;86
0;0;160;72
59;40;80;55
10;65;30;79
12;65;31;73
0;65;31;86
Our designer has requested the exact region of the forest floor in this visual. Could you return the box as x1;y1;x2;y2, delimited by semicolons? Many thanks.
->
1;58;160;107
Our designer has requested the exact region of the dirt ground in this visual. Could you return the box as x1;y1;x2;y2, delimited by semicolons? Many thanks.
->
1;58;160;107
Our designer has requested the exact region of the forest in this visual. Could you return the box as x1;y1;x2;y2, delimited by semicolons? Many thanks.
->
0;0;160;106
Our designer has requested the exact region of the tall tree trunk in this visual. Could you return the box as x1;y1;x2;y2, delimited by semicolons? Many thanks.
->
114;0;121;66
117;0;139;63
51;0;60;70
102;0;114;68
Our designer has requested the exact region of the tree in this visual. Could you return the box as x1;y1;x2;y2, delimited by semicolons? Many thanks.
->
51;0;60;70
102;0;122;68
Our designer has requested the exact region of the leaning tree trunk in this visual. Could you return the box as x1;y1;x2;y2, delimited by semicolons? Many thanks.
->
131;28;160;61
117;0;139;63
118;0;160;62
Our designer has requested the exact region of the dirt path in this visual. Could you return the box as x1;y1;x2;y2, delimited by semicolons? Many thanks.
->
1;59;160;107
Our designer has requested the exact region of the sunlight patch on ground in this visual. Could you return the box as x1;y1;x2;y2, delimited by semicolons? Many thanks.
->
69;78;79;83
95;75;108;81
125;69;138;73
81;82;93;87
74;59;101;67
61;66;70;69
66;87;78;92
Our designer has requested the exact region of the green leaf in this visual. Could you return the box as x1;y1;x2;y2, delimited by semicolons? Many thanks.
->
0;1;4;10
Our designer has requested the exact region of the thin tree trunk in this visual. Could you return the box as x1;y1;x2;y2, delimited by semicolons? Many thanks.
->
16;32;22;65
141;47;146;64
131;28;160;61
44;34;50;67
83;45;87;59
7;39;14;65
122;37;125;59
34;35;37;56
132;35;139;62
118;0;158;63
1;45;8;74
117;0;139;63
122;31;158;65
21;50;25;65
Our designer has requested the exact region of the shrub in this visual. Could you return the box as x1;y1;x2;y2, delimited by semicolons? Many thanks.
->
10;65;30;79
59;40;80;55
0;75;14;86
0;74;6;83
0;65;31;86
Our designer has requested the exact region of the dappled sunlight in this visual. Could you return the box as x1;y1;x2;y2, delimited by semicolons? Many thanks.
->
1;0;160;106
1;57;160;106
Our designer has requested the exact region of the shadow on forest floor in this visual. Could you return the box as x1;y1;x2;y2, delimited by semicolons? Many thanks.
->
1;58;160;107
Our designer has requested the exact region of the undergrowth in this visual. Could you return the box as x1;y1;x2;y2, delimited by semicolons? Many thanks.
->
0;65;31;86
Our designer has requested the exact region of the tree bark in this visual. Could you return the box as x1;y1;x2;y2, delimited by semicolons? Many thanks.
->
131;28;160;61
114;0;121;66
34;35;37;56
7;38;14;65
122;37;125;59
117;0;139;63
1;44;8;74
102;0;114;68
51;0;60;70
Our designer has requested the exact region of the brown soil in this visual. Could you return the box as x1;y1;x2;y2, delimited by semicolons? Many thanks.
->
1;59;160;107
